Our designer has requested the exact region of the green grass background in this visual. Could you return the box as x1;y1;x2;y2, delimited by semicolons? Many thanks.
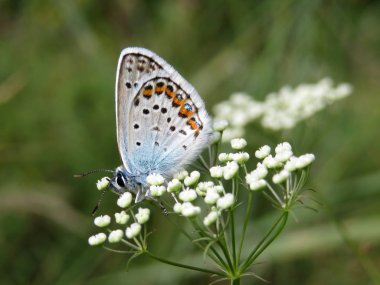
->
0;0;379;284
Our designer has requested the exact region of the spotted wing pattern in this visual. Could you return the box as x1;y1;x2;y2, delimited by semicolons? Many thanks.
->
116;47;212;182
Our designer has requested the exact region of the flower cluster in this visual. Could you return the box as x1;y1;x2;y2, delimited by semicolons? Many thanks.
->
88;191;151;247
213;78;353;139
246;142;315;208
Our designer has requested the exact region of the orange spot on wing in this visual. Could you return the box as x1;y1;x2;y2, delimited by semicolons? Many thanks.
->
143;89;153;97
165;88;175;98
179;107;193;117
187;118;199;130
155;87;164;93
173;97;185;106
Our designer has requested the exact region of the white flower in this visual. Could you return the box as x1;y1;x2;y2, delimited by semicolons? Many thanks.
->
213;185;225;194
217;193;235;209
88;233;107;246
213;119;229;131
284;156;299;172
255;145;271;159
232;152;250;164
249;179;267;191
218;153;233;163
210;166;223;178
231;138;247;150
255;163;269;178
296;153;315;169
108;230;123;243
174;170;189;181
117;192;133;208
96;177;110;190
204;188;220;205
222;128;244;143
272;170;290;184
146;173;165;186
167;179;182;193
203;210;219;226
173;203;182;213
211;132;222;144
94;215;111;227
181;202;201;217
230;92;251;106
275;142;292;154
179;188;197;202
335;83;352;99
246;165;268;184
275;150;293;163
223;161;239;180
135;207;150;224
150;185;166;197
114;211;129;225
184;171;200;186
125;223;142;239
263;155;282;169
196;181;214;196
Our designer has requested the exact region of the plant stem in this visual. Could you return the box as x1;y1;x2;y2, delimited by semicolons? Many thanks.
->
231;277;240;285
237;191;253;264
146;251;225;277
241;211;288;272
230;209;237;269
189;219;230;270
230;178;237;269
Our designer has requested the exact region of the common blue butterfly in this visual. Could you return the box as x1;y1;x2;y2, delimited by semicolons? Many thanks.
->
108;47;212;202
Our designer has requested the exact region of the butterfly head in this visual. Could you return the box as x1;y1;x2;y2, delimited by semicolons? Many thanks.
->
109;166;129;193
109;166;139;194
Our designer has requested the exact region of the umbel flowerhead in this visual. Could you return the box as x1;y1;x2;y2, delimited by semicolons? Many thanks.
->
86;133;316;285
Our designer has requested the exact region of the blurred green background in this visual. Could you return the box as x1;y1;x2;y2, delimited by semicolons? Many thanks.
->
1;0;380;284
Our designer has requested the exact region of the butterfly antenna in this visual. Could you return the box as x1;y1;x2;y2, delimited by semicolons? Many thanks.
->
92;189;107;216
73;169;114;178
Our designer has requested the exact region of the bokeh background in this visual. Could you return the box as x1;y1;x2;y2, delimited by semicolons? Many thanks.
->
1;1;380;284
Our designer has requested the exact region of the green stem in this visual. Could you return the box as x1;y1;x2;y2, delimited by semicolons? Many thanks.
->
241;212;288;272
217;241;234;271
219;214;234;271
237;191;253;264
199;155;210;170
189;219;230;270
229;178;238;269
146;251;225;277
231;277;240;285
230;208;237;269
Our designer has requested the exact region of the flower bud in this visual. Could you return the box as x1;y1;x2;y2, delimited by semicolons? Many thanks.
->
96;177;110;190
114;211;129;225
231;138;247;150
125;223;142;239
146;173;165;186
108;230;123;243
210;166;223;178
167;179;182;193
135;207;150;224
179;189;197;202
88;233;107;246
217;193;235;209
94;215;111;227
117;192;133;208
255;145;271;159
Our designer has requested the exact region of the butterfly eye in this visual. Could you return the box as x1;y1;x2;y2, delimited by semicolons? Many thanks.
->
116;175;125;187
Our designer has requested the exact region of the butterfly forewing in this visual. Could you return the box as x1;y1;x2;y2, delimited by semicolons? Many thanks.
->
116;47;212;181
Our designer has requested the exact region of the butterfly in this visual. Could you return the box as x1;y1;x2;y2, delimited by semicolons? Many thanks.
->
107;47;212;202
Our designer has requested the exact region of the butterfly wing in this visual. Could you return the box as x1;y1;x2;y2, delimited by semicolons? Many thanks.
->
116;47;212;181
